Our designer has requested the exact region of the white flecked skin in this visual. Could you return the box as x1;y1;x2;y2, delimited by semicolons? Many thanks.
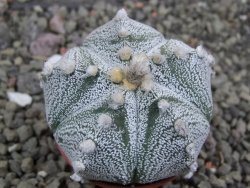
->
42;9;213;185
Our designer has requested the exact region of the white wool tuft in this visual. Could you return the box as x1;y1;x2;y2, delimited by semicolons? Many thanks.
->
72;161;85;172
186;143;195;156
86;65;98;76
196;45;215;65
118;27;130;38
114;8;128;21
189;161;198;172
141;77;154;92
42;54;62;76
98;114;113;128
125;53;151;85
79;139;96;154
151;53;165;65
111;92;124;107
59;60;76;74
118;46;132;61
157;99;170;113
70;173;82;182
184;171;194;179
174;119;189;136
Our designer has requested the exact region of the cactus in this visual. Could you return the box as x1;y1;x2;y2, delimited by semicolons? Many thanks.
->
41;9;214;185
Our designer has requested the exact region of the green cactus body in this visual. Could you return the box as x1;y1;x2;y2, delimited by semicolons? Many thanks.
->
42;9;214;185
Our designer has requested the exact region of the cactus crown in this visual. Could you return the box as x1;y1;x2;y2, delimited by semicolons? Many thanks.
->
42;9;214;185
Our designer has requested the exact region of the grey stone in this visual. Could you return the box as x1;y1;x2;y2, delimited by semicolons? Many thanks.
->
29;33;64;57
14;56;23;65
245;153;250;162
49;14;65;34
37;17;48;30
22;137;38;156
0;160;8;177
0;22;10;49
33;120;48;136
47;179;61;188
93;1;106;12
217;163;231;175
9;160;22;176
3;128;18;142
38;145;49;156
229;171;242;182
39;160;59;175
0;143;7;155
21;157;34;173
17;125;33;142
11;151;23;161
17;181;34;188
25;103;43;118
3;111;14;128
17;72;42;95
65;20;77;33
198;181;211;188
218;140;232;162
0;178;9;188
241;161;250;174
5;172;16;182
11;178;20;186
210;175;226;188
12;112;25;128
0;69;7;82
78;6;88;18
242;140;250;151
211;16;224;34
236;119;246;135
5;102;18;113
67;181;81;188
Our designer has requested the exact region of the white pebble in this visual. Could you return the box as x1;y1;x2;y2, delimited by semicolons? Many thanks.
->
79;139;96;154
98;114;113;128
86;65;98;76
37;171;48;178
8;144;20;153
7;91;32;107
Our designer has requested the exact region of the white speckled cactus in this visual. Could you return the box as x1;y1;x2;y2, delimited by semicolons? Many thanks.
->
41;9;214;185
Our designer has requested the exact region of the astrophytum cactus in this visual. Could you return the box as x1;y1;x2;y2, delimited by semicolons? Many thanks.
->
41;9;214;185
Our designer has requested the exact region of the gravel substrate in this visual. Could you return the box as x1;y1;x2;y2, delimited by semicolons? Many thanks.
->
0;0;249;188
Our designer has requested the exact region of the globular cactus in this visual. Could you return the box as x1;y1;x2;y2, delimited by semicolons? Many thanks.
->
41;9;214;185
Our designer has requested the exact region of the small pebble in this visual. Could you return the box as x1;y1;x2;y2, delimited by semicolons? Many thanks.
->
7;92;32;107
17;125;33;142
